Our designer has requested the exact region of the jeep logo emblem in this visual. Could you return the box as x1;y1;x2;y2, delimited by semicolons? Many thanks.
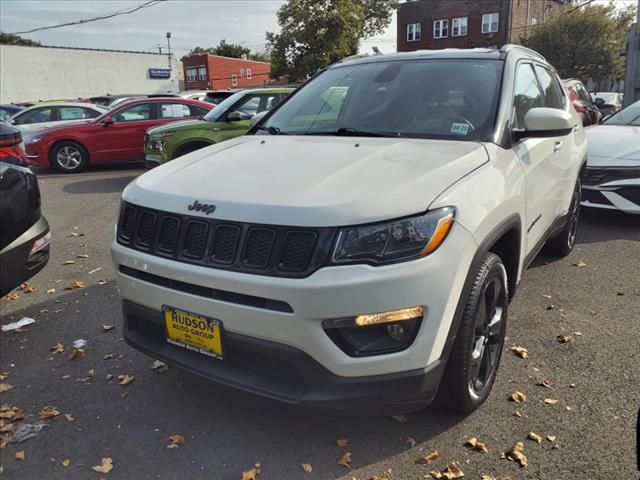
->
187;200;216;215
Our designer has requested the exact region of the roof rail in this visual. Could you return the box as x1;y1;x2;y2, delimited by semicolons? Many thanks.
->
500;44;546;61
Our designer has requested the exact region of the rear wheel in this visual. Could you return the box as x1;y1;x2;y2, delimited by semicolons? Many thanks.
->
50;141;89;173
546;177;581;257
436;253;508;413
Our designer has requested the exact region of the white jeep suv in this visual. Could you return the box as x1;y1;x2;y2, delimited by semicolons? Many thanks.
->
111;45;586;414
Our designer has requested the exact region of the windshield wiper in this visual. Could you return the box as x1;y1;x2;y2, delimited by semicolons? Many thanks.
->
255;125;286;135
303;127;401;138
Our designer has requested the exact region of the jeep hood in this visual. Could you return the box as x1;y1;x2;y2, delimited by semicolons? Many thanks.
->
586;125;640;167
125;136;489;227
147;119;208;135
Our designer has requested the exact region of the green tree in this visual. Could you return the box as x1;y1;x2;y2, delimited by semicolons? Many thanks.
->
0;31;41;47
266;0;397;81
188;40;267;61
521;4;636;84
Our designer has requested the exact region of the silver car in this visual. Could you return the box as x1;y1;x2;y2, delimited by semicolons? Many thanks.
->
8;102;108;139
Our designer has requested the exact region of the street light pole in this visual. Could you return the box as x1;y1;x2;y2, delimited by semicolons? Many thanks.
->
166;32;172;70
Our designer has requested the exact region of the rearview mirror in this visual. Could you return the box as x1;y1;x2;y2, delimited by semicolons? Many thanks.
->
101;116;114;127
227;111;244;122
514;108;574;140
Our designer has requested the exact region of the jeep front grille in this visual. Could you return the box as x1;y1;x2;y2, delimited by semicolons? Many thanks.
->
116;202;335;278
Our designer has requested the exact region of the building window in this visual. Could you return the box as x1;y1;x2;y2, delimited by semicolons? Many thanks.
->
186;67;197;82
433;19;448;39
452;16;468;37
240;68;245;78
481;12;499;33
198;66;207;81
231;74;238;87
531;16;539;25
407;22;421;42
247;68;252;79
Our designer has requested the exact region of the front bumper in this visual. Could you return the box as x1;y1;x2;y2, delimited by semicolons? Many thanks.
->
0;215;50;295
123;300;447;413
144;156;161;169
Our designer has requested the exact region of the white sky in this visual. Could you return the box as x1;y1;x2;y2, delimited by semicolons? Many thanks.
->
0;0;398;55
0;0;635;57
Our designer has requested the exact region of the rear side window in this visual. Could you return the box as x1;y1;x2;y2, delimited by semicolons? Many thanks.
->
533;65;565;110
189;105;209;116
513;63;544;129
160;103;192;118
15;107;54;125
114;103;152;122
58;107;100;120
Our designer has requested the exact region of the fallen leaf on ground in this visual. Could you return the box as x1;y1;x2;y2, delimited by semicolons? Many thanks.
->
118;375;135;386
63;260;76;265
65;281;85;290
336;438;349;447
151;360;168;372
85;369;95;379
242;468;257;480
552;444;561;450
62;459;70;466
542;294;552;299
40;406;60;419
509;391;527;403
104;354;114;360
67;348;84;360
464;437;488;453
544;398;559;405
415;450;439;464
106;373;114;380
92;457;113;473
102;325;114;332
64;414;74;422
574;331;583;336
167;434;184;449
573;260;587;267
537;379;552;388
390;415;408;423
0;405;23;420
480;476;496;480
504;441;528;467
337;452;352;468
19;283;35;293
46;288;56;294
15;450;25;461
50;343;64;354
513;410;522;417
547;435;556;442
0;423;14;433
300;463;313;473
527;432;542;444
557;335;573;344
429;461;464;479
3;293;19;301
510;345;528;359
76;254;89;259
61;374;71;380
0;373;7;381
0;384;14;393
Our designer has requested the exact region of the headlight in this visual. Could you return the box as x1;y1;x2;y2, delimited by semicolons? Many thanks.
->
331;207;455;264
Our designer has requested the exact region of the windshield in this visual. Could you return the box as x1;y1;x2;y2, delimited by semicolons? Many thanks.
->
603;100;640;126
591;92;620;105
202;91;246;122
258;59;502;140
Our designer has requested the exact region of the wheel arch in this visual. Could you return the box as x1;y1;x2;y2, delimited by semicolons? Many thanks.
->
173;140;214;159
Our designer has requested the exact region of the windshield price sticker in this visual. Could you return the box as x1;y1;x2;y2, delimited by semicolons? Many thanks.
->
450;123;470;136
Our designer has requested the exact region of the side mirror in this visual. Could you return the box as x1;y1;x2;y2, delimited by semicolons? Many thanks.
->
515;107;574;140
227;111;244;122
101;116;114;127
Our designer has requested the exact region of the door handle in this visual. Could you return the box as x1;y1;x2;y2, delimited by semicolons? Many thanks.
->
553;141;564;152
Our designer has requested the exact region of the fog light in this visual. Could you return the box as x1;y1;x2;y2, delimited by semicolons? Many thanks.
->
30;232;50;254
386;323;407;341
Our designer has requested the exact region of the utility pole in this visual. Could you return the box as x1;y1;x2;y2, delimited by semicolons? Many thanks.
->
157;45;163;54
166;32;172;70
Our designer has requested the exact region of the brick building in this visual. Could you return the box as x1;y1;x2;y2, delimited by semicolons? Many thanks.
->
181;54;271;90
397;0;569;52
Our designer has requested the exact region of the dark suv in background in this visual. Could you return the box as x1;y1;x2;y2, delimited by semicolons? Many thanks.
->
0;122;50;296
563;78;602;126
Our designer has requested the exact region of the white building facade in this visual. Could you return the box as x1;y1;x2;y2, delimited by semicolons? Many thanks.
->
0;45;181;104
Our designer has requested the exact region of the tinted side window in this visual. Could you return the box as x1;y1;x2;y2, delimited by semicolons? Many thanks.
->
534;66;565;110
189;105;209;116
114;103;152;122
513;63;544;130
15;107;54;125
160;103;191;119
58;107;96;120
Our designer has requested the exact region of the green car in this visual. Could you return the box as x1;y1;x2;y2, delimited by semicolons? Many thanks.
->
144;88;294;167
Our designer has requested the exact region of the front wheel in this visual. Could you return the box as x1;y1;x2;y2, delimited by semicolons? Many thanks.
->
546;177;581;257
436;252;508;413
50;141;89;173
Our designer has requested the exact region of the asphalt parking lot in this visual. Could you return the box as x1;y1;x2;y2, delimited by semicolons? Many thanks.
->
1;166;639;480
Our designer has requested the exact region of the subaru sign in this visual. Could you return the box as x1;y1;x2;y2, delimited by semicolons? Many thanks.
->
149;68;171;79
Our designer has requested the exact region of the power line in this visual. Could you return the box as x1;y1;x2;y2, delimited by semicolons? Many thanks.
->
9;0;168;35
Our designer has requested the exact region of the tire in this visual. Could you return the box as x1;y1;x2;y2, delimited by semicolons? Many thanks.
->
546;177;581;257
173;142;210;160
436;252;508;413
50;141;89;173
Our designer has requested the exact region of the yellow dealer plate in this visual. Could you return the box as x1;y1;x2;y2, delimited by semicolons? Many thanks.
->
163;306;224;359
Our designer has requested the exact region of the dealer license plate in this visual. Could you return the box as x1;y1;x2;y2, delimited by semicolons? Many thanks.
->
163;306;224;359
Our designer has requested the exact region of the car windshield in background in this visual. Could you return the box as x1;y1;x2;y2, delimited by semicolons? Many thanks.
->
258;59;502;140
202;91;246;122
591;92;620;104
603;100;640;126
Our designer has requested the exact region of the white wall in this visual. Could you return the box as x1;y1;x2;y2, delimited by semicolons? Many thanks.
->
0;45;181;104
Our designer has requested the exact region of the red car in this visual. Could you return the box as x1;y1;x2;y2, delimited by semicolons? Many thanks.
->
25;97;213;173
562;79;602;126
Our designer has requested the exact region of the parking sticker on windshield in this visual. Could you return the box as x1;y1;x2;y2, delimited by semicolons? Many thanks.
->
450;123;469;136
